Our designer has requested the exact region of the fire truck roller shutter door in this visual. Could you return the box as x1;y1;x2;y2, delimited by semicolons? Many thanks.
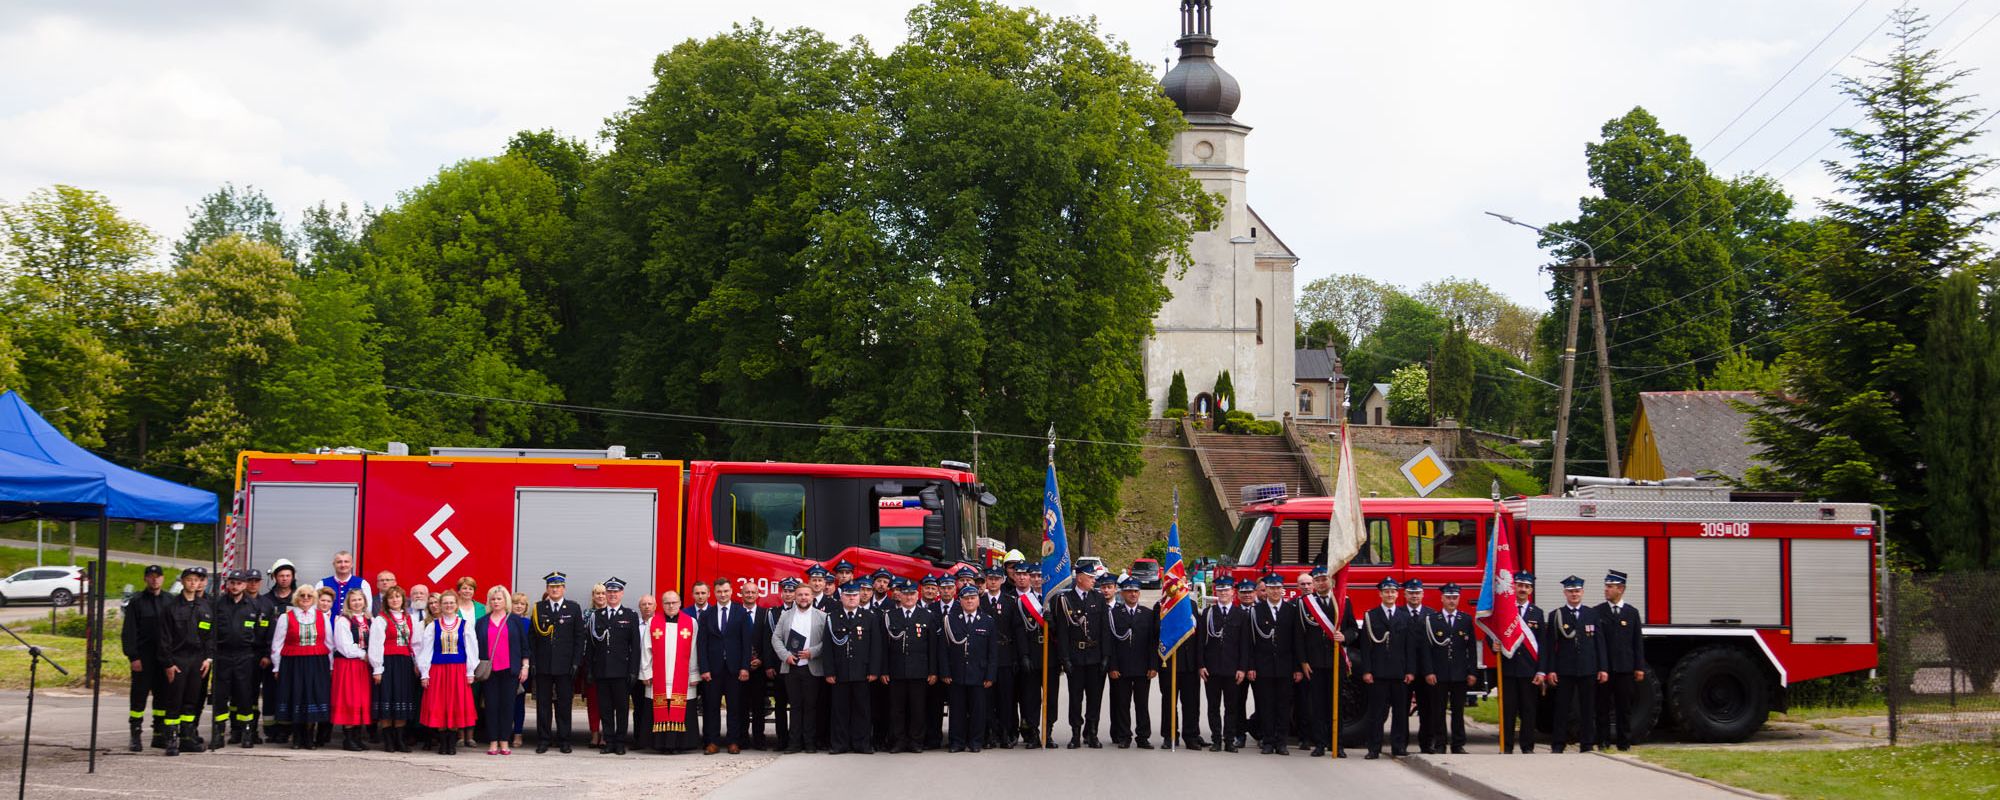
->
1532;536;1646;618
1669;539;1780;626
249;483;358;581
1789;540;1872;644
515;488;659;606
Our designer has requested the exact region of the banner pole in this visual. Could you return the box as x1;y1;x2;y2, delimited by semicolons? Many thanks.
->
1168;653;1178;751
1332;641;1341;761
1041;625;1050;748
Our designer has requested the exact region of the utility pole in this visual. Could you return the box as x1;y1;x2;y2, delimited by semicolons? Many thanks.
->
1550;257;1585;492
1586;264;1622;478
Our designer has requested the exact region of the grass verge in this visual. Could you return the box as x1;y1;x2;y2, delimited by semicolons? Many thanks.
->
1640;743;2000;800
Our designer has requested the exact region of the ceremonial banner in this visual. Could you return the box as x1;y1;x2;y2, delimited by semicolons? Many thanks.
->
1157;496;1195;660
1475;511;1536;658
1039;463;1073;602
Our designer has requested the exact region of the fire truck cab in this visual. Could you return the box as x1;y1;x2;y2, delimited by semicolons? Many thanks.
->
1221;481;1881;744
231;448;993;609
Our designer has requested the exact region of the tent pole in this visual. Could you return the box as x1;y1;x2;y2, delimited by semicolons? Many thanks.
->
86;511;108;774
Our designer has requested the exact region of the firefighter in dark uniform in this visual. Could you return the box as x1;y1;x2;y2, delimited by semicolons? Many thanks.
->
1011;571;1050;748
1249;573;1296;754
1106;576;1159;749
808;565;837;751
241;567;274;746
210;569;266;748
1421;582;1477;754
943;584;998;752
586;577;643;755
1294;566;1343;758
1498;572;1544;754
752;578;795;750
1401;579;1443;753
158;566;216;756
865;569;894;750
121;564;170;751
1051;566;1107;749
825;581;882;754
881;577;938;752
1542;575;1608;753
1356;577;1416;759
1593;569;1647;751
921;574;951;749
1199;576;1251;752
530;571;585;753
977;566;1019;748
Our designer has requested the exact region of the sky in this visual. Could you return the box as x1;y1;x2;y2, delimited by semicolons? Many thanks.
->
2;0;1997;309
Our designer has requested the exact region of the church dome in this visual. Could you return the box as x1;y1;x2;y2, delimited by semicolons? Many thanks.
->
1163;1;1240;124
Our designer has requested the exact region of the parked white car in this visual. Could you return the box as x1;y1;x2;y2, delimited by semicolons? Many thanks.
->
0;566;84;607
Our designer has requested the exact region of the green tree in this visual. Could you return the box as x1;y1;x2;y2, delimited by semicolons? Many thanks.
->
1744;10;1997;564
1919;270;1990;569
1345;292;1446;390
1298;274;1398;348
1387;364;1429;426
255;270;394;453
1165;370;1188;414
1298;317;1349;354
158;235;302;482
1432;317;1473;422
1212;371;1235;411
1415;277;1541;360
172;183;292;265
297;202;371;277
1701;347;1785;392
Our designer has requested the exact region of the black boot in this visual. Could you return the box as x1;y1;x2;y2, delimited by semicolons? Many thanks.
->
248;721;263;747
344;726;366;751
215;722;229;750
302;724;319;750
164;726;180;757
151;728;168;750
290;725;305;749
129;726;143;753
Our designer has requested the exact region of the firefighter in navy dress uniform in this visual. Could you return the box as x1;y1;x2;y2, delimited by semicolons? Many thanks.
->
1593;569;1648;751
1199;576;1251;752
1401;579;1444;753
1293;566;1343;758
211;569;268;749
158;567;216;756
1356;577;1416;759
1542;575;1608;753
586;577;643;755
122;564;170;751
942;584;998;753
1498;571;1544;754
881;577;940;752
826;581;882;754
530;571;585;753
1420;582;1477;754
1106;576;1159;749
1248;573;1295;755
1051;566;1108;749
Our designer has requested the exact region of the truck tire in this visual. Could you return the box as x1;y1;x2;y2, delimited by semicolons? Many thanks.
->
1629;671;1662;741
1666;645;1768;742
1339;676;1368;747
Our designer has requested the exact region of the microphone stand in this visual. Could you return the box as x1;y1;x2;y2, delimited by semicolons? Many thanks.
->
0;620;69;800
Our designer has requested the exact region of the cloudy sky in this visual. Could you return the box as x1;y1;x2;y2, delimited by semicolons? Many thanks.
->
3;0;1996;308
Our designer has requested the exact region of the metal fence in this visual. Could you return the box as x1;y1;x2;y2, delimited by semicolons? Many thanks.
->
1885;571;2000;744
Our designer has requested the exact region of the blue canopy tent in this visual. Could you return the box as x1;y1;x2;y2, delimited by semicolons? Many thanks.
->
0;390;218;771
0;449;108;521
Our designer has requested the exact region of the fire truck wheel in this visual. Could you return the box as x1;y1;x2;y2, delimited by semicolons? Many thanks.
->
1338;675;1368;747
1629;670;1662;741
1667;645;1769;743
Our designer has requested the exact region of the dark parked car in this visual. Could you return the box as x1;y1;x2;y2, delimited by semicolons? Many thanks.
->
1129;558;1161;589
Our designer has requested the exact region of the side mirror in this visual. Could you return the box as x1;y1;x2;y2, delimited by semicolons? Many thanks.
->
978;491;998;507
919;512;947;561
918;485;943;511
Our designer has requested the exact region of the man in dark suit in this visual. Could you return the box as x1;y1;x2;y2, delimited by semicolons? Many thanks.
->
979;566;1020;748
1594;570;1648;751
1199;577;1251;752
922;575;952;749
1542;575;1608;753
1051;566;1109;749
1356;577;1417;759
1402;579;1443;753
881;577;940;753
1012;572;1053;748
1249;573;1297;754
1293;566;1344;758
1499;572;1545;754
699;578;757;754
529;571;586;753
740;580;778;750
1421;582;1478;754
943;585;998;752
1158;587;1203;750
1106;576;1160;749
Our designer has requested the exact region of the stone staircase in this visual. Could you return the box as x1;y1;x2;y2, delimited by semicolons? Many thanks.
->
1183;419;1325;530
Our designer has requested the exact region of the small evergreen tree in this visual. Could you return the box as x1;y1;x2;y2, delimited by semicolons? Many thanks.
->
1433;317;1473;422
1213;370;1234;411
1921;271;1992;569
1166;369;1188;414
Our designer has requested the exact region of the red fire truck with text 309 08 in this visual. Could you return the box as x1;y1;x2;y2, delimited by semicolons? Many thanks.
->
226;445;997;612
1219;479;1882;744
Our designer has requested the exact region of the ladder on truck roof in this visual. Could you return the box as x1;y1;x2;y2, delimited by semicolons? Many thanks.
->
1507;482;1875;524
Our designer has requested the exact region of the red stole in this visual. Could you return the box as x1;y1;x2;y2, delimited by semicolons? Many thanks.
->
649;612;695;732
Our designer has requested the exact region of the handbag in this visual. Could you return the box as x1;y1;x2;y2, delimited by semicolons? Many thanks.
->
474;659;492;681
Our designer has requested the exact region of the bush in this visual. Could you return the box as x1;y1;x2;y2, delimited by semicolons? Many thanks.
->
1786;671;1879;708
1166;370;1189;413
1213;370;1235;410
1388;364;1430;426
1163;407;1187;420
1213;410;1283;436
1141;539;1169;561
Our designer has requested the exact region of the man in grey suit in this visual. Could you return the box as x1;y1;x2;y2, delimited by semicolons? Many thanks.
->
772;582;829;753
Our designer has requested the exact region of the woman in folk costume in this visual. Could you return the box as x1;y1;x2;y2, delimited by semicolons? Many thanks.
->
452;590;482;748
579;583;608;747
368;585;421;752
641;590;701;754
331;589;375;750
415;588;478;755
475;585;532;755
270;584;333;750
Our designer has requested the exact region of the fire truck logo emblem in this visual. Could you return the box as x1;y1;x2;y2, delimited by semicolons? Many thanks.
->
413;503;471;584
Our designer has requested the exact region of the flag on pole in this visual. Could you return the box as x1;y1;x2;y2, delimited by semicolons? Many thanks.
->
1475;509;1536;658
1157;491;1195;660
1039;462;1073;603
1308;418;1369;636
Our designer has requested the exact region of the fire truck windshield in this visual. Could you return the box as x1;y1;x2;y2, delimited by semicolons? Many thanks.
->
1227;514;1273;568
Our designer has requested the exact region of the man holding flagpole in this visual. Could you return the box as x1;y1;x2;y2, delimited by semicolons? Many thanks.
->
1475;495;1544;754
1037;427;1074;750
1304;408;1374;759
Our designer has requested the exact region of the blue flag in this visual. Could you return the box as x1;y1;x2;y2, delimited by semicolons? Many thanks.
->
1157;502;1196;661
1039;463;1073;602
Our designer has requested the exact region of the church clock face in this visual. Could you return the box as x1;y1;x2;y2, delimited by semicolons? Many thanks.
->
1193;140;1215;162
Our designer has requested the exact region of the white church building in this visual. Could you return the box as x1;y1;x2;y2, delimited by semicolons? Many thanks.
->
1146;0;1298;420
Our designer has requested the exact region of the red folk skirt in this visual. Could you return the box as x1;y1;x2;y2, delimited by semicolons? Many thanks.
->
421;662;477;730
331;656;374;726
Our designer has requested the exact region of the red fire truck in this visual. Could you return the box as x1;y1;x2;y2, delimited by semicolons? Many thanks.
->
227;447;994;609
1219;481;1881;743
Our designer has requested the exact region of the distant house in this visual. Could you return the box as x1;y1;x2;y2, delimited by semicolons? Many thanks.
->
1352;382;1391;427
1623;391;1763;482
1292;346;1346;421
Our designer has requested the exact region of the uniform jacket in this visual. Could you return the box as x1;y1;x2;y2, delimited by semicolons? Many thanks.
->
529;596;586;676
158;592;216;668
982;590;1020;668
212;592;268;655
1050;588;1108;668
1197;601;1251;676
120;588;168;664
882;603;942;680
1355;605;1417;680
941;609;999;685
1593;601;1647;674
754;604;783;675
1293;594;1342;671
585;604;643;680
1540;604;1608;677
826;607;883;682
1013;593;1049;672
1421;608;1478;683
1249;599;1297;677
1106;601;1161;676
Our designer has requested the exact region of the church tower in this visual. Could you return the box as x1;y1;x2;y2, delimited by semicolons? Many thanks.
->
1148;0;1298;419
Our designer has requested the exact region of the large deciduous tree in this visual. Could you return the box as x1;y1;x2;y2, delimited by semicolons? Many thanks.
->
158;235;302;481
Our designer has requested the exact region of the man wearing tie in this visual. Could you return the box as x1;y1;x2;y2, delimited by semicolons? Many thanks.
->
1498;572;1545;754
698;578;756;754
943;585;998;753
1106;576;1160;749
1421;582;1477;755
1543;575;1608;753
1357;578;1416;759
1594;570;1647;751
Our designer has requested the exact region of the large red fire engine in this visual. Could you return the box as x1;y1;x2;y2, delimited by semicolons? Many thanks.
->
1220;480;1881;743
226;446;995;611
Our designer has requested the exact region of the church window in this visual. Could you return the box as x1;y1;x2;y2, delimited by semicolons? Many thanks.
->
1298;389;1313;415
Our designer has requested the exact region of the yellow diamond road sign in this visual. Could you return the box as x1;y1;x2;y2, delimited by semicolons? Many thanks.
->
1400;447;1452;497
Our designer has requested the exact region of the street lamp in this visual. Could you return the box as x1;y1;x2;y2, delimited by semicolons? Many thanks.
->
171;523;184;562
1505;367;1559;390
1485;212;1596;264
